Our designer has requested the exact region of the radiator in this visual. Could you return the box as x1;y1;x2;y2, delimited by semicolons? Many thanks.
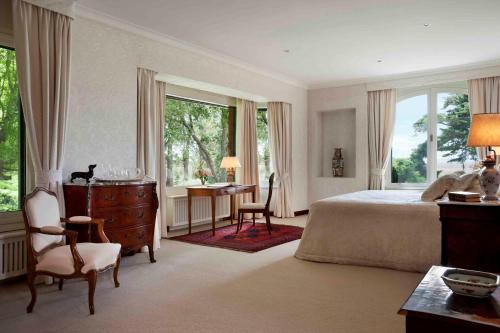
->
0;231;27;280
166;195;230;229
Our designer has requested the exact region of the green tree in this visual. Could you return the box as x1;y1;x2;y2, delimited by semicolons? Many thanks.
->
437;94;476;168
164;99;230;185
0;47;20;212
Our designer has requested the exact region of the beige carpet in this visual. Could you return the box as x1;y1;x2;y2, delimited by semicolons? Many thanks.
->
0;216;422;333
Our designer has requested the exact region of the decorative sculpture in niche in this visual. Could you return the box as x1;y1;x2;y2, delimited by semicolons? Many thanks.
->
71;164;97;183
332;148;344;177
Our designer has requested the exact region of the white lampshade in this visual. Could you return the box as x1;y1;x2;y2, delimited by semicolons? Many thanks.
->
467;113;500;147
220;156;241;169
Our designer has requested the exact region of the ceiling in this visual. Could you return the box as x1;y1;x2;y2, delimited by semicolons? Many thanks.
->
78;0;500;88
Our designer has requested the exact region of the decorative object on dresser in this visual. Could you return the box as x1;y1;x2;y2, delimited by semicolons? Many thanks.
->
448;191;481;202
332;148;344;177
237;173;275;235
438;200;500;273
398;266;500;333
70;164;97;183
441;268;500;298
63;180;158;263
220;156;241;183
467;113;500;201
23;188;121;315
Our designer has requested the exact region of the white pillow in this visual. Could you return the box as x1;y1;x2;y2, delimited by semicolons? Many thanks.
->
421;171;465;202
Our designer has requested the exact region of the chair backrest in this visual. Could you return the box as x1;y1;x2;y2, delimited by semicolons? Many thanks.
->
265;173;275;210
23;188;63;254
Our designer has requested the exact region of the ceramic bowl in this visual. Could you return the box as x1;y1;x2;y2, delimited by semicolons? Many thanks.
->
442;268;500;298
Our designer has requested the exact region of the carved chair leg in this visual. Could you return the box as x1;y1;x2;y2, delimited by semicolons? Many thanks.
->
58;278;64;291
87;271;97;315
236;212;241;233
26;273;37;313
265;211;272;235
147;244;156;263
113;256;121;288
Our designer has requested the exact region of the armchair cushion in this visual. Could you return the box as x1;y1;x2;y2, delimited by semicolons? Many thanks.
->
40;226;65;234
69;216;92;223
36;242;121;275
26;191;63;252
240;202;266;210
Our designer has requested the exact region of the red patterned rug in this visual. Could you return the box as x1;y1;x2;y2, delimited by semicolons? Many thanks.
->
170;222;303;253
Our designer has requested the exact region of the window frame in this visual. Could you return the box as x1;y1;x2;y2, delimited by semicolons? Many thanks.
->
386;86;468;190
0;44;26;232
164;95;236;188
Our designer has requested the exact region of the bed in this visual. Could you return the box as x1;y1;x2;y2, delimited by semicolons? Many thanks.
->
294;190;441;273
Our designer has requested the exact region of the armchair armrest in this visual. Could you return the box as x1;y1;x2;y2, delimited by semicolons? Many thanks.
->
61;217;110;243
29;226;85;273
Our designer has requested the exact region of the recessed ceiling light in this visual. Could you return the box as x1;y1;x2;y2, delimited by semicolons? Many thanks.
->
423;23;431;27
283;49;290;53
377;59;383;63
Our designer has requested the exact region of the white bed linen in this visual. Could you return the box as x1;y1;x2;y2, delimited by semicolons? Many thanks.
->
295;190;441;272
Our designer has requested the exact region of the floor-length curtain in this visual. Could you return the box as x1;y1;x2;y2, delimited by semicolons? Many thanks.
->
468;76;500;160
137;68;165;250
268;102;294;218
13;0;72;215
367;89;396;190
238;99;261;218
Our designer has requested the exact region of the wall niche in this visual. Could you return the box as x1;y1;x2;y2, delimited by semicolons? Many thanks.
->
319;108;356;178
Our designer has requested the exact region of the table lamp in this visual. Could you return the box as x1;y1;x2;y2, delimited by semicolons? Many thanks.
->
220;156;241;184
467;113;500;200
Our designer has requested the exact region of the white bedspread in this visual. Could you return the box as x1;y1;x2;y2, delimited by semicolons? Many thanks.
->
294;190;441;272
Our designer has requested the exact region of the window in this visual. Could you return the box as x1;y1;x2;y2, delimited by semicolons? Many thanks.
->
389;86;476;187
0;46;24;213
164;96;235;186
256;108;272;185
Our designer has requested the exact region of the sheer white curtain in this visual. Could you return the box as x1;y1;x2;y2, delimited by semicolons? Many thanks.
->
468;76;500;160
268;102;294;218
367;89;396;190
238;99;261;217
13;0;72;214
137;68;167;249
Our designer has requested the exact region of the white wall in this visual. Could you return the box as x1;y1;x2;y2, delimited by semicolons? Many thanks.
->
65;16;309;211
308;84;369;203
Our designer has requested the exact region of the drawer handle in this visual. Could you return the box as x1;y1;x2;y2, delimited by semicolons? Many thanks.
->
136;211;145;219
136;191;146;198
103;194;116;201
137;231;145;240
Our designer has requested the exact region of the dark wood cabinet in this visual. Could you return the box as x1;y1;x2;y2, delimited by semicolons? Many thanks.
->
63;181;158;263
399;266;500;333
438;200;500;273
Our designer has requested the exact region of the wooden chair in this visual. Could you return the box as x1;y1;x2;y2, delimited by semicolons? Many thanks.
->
236;173;275;235
22;187;122;315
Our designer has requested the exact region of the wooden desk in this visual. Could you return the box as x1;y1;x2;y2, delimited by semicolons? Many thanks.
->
438;200;500;273
399;265;500;333
187;184;256;235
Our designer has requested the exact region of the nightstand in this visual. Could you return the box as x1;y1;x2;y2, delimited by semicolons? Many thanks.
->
438;200;500;273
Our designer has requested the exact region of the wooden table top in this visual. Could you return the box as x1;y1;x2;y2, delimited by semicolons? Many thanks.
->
399;266;500;328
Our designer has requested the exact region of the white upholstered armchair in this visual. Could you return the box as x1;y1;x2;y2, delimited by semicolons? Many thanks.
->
22;188;122;315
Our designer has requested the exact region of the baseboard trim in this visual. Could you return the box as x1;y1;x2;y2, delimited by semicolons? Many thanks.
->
269;209;309;217
294;210;309;216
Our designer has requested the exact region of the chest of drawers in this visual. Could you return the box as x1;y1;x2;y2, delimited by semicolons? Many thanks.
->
63;181;158;263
